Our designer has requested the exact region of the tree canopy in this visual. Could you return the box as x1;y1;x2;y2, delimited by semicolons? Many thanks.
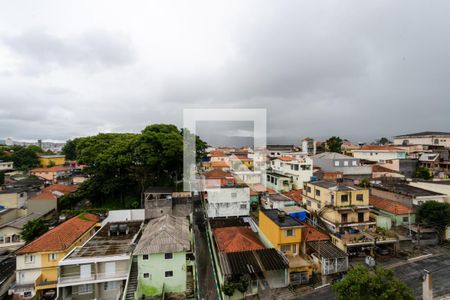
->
11;147;40;170
62;139;77;160
417;201;450;231
66;124;207;207
415;167;432;179
21;219;49;243
332;264;414;300
325;136;343;153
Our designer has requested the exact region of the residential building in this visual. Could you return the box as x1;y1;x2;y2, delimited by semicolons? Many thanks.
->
133;215;194;299
12;213;99;299
258;209;313;285
371;164;405;179
0;213;42;250
261;194;297;210
58;220;142;300
393;131;450;147
28;184;78;214
311;152;372;179
209;218;289;299
266;145;300;158
268;155;313;190
408;180;450;200
371;182;447;208
204;170;250;218
0;188;27;208
266;172;293;193
38;155;66;167
302;181;397;254
208;150;229;163
377;159;418;178
301;138;316;156
30;166;70;183
369;195;415;230
351;145;407;163
0;161;14;171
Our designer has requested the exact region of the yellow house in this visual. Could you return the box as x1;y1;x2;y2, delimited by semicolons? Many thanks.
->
12;213;99;299
38;155;66;167
259;209;313;284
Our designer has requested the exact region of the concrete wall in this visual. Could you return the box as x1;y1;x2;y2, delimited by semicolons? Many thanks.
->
0;192;27;208
136;252;187;298
27;199;56;214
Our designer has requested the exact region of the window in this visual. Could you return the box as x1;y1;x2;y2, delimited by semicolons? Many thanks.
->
356;194;364;201
103;281;117;291
285;229;294;237
0;236;3;243
317;203;321;209
292;244;297;255
334;161;340;166
48;253;57;261
358;212;365;222
403;216;409;222
344;161;349;166
315;189;320;196
240;204;247;209
307;186;311;193
306;200;311;206
25;255;34;264
293;164;299;171
352;161;357;166
165;271;173;277
341;213;348;223
78;284;93;294
143;273;150;278
231;192;237;198
165;253;173;260
281;245;291;253
341;195;348;202
143;255;149;260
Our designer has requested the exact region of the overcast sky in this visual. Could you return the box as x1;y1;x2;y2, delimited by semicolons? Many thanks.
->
1;1;449;146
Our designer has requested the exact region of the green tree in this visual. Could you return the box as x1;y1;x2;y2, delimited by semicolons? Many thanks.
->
332;264;414;300
377;137;391;145
222;282;235;298
62;139;78;160
359;178;370;188
417;201;450;232
11;147;40;170
21;219;49;243
415;167;432;179
27;145;44;154
326;136;343;153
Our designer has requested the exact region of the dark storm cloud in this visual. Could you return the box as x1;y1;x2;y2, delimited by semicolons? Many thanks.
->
1;1;449;145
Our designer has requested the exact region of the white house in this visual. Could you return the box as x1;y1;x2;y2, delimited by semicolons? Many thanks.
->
351;146;407;163
269;156;313;189
261;194;296;210
393;131;450;147
206;187;250;218
0;161;14;171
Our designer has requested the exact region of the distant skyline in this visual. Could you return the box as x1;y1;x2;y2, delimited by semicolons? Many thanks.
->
1;1;450;145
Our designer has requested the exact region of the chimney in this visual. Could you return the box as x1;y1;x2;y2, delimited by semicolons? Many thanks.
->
278;211;286;222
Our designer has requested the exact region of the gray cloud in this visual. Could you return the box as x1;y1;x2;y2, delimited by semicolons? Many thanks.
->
0;1;449;145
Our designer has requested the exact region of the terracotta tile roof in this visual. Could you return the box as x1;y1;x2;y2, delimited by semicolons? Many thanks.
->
209;150;226;157
31;166;69;173
213;226;265;253
282;190;303;203
16;213;99;254
370;195;414;215
205;169;233;179
303;223;330;242
360;145;404;151
43;184;78;194
210;161;230;168
250;184;277;194
31;191;58;201
278;156;294;161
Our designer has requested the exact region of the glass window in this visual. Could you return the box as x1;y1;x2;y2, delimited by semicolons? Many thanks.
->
344;161;349;166
306;200;311;206
143;273;150;278
356;194;364;201
240;204;247;209
165;271;173;277
231;192;237;198
292;244;297;255
285;229;294;237
143;255;149;260
78;284;93;294
315;189;320;196
25;255;34;264
352;161;357;166
281;245;291;253
48;253;57;261
334;161;340;166
403;216;409;222
341;195;348;202
103;281;117;291
165;253;173;259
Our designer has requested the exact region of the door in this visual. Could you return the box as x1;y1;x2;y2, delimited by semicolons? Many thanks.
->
80;264;91;279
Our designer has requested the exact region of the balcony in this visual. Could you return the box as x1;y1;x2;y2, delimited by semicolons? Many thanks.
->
58;271;129;285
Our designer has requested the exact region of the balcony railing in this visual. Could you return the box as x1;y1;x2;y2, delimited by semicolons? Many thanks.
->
59;271;129;285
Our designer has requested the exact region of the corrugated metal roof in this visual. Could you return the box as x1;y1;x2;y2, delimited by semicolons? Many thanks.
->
134;215;190;255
